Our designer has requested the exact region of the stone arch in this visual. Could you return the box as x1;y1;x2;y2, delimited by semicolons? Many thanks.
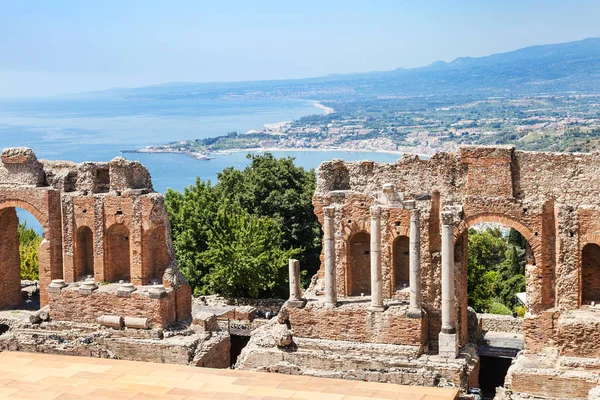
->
347;231;371;296
581;243;600;304
453;212;541;345
455;213;541;259
0;199;48;230
74;225;94;280
106;223;131;282
0;199;52;309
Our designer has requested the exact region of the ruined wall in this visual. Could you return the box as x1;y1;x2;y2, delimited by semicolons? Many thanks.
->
287;301;426;349
48;285;177;328
0;148;191;326
312;145;600;360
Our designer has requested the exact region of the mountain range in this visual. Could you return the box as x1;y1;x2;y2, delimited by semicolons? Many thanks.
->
92;37;600;101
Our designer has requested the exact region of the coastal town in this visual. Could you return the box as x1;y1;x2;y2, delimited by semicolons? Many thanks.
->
132;94;600;159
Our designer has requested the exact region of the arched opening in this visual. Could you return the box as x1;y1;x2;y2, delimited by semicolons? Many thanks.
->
0;207;44;310
142;227;169;284
582;243;600;303
106;224;130;282
348;231;370;296
393;235;410;290
459;219;533;400
75;226;94;280
462;223;530;316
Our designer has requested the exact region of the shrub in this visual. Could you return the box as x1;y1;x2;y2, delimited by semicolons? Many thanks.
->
514;305;526;317
488;301;512;315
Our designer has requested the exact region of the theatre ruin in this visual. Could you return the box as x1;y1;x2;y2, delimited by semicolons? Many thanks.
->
0;147;229;367
238;145;600;400
4;145;600;398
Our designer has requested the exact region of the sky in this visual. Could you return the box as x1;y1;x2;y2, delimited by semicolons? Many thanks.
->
1;0;600;97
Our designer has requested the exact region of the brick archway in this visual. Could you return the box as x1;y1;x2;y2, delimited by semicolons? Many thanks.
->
0;198;55;308
455;213;541;259
0;199;49;230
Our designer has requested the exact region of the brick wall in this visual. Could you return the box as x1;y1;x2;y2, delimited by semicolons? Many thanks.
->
287;302;426;349
49;287;176;328
511;371;597;399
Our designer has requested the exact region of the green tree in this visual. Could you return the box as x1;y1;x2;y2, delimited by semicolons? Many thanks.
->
165;179;219;292
215;153;321;278
508;228;527;249
199;205;299;298
18;222;41;280
165;153;317;297
467;228;506;312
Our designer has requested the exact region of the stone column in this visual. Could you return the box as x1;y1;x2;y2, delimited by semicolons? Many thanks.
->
439;211;458;358
369;206;385;311
323;206;337;306
408;207;422;317
288;259;306;308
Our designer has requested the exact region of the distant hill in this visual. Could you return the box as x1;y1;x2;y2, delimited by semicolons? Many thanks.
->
84;37;600;101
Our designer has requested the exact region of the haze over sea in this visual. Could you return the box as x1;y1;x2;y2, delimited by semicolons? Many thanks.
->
0;97;399;230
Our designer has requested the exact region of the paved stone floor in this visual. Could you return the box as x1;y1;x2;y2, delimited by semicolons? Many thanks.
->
0;351;459;399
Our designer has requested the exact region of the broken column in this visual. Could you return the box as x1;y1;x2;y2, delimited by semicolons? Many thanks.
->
323;206;337;306
439;211;458;358
288;259;306;308
409;204;422;317
369;206;385;311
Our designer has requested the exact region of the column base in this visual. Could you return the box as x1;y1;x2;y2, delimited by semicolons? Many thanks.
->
323;300;338;308
367;304;387;312
287;299;307;309
407;308;423;319
438;332;458;358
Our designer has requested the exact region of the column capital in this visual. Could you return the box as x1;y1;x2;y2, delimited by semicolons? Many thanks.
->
410;207;420;220
323;206;336;218
370;205;382;218
441;211;455;226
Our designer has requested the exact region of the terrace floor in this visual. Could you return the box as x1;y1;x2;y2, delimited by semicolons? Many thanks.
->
0;351;459;400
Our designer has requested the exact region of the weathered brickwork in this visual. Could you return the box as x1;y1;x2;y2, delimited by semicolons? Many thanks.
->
48;284;177;328
0;147;191;324
288;301;426;349
242;146;600;399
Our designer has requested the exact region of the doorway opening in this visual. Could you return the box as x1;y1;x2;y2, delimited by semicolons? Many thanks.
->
479;356;512;399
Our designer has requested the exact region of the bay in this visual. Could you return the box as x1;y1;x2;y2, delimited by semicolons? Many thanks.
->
0;97;400;231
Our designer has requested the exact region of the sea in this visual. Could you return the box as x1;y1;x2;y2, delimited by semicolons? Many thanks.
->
0;97;401;231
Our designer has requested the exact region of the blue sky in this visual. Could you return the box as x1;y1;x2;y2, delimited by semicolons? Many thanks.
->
1;0;599;97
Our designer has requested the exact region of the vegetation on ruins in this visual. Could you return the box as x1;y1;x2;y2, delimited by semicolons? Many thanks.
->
467;227;526;315
166;153;320;298
18;222;41;281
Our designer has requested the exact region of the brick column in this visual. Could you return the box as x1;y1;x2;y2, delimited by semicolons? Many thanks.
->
369;206;385;311
440;211;458;357
323;206;337;306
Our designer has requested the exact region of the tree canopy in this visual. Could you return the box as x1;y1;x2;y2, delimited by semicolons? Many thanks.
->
165;153;319;298
19;222;41;281
467;227;527;314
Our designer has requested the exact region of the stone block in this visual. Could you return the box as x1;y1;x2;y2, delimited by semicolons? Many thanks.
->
438;332;458;358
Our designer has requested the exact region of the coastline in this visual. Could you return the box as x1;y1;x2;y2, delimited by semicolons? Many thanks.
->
211;146;433;158
128;145;433;160
125;99;434;160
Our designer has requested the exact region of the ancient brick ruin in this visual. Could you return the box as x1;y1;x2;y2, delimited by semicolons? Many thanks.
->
0;148;228;367
238;146;600;400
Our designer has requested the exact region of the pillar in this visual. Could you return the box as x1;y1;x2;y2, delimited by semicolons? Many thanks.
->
323;206;337;305
369;206;385;311
439;211;458;358
288;259;306;308
408;207;422;317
